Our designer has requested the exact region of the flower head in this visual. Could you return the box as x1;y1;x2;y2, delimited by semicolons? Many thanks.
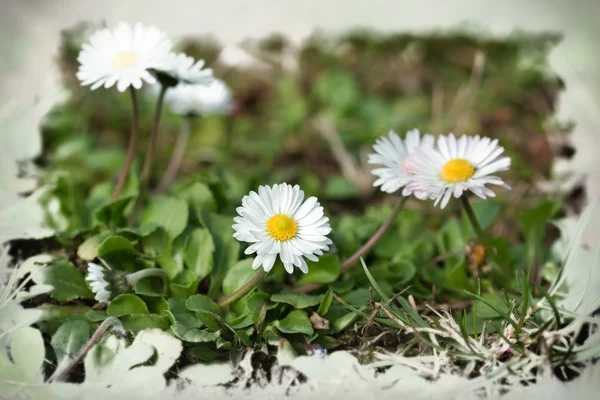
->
77;22;172;92
157;52;213;85
368;129;435;198
407;133;511;208
164;79;233;116
233;183;332;274
85;262;112;303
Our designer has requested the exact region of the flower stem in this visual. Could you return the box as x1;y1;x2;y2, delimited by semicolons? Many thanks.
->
218;270;266;307
342;196;407;270
48;317;126;383
111;87;140;201
294;196;407;293
140;84;168;193
154;114;194;194
126;268;170;286
460;196;494;253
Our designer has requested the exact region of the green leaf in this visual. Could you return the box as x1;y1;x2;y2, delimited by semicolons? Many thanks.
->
121;314;170;334
170;271;200;300
189;345;220;362
186;294;222;316
271;292;322;309
155;255;179;279
462;199;500;237
185;228;215;280
85;309;107;322
34;259;93;301
296;255;341;285
171;323;221;343
77;231;113;261
222;259;260;296
93;195;135;227
518;200;561;265
133;276;167;297
331;312;358;333
178;181;217;213
324;175;360;200
140;196;189;240
97;235;138;272
98;235;136;257
317;288;334;316
107;294;149;317
141;227;171;257
51;320;90;372
167;298;203;328
273;310;314;335
198;211;240;297
252;301;267;331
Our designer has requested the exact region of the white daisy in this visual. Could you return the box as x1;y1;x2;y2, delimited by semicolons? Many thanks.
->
85;262;112;303
77;22;172;92
157;52;213;85
164;79;233;116
368;129;435;199
407;133;511;209
233;183;332;274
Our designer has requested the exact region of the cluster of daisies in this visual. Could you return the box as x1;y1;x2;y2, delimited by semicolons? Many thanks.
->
78;24;511;302
77;21;231;115
232;129;510;274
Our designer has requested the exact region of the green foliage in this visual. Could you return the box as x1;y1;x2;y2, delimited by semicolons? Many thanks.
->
9;27;571;367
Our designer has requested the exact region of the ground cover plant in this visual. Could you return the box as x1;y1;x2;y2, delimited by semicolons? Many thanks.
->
1;21;598;399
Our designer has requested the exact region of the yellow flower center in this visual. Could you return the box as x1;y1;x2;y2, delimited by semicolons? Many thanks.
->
441;159;475;183
266;214;298;242
112;51;138;68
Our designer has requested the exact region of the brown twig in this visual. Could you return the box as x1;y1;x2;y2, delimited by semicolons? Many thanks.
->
48;317;126;383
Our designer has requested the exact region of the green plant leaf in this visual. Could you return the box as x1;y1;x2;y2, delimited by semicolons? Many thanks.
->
77;231;113;261
167;298;203;328
34;259;93;301
98;235;136;257
171;323;221;343
198;211;240;297
271;292;322;309
252;301;267;331
462;199;500;237
167;269;199;300
296;255;341;285
273;310;314;335
140;196;189;241
178;181;217;213
222;259;260;296
317;288;334;316
185;228;215;279
121;314;170;334
50;320;90;374
107;294;149;317
186;294;222;316
93;195;135;228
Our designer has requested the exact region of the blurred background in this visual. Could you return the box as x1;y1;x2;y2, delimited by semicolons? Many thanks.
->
1;0;599;202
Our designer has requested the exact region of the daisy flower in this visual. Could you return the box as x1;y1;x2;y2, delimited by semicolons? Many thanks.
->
77;22;172;92
157;52;213;85
233;183;332;274
368;129;435;199
407;133;511;209
164;79;233;116
85;262;112;303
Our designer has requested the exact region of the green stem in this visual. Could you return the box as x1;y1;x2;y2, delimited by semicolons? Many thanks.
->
155;114;194;194
48;317;125;382
126;268;169;286
140;84;168;193
218;270;266;307
111;87;139;201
